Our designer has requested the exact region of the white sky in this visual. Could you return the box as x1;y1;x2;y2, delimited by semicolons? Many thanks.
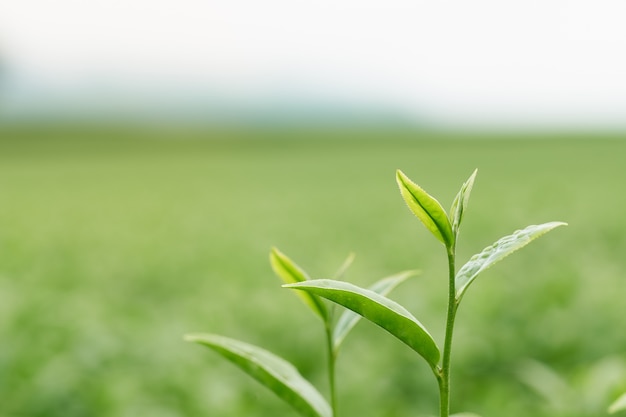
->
2;0;626;127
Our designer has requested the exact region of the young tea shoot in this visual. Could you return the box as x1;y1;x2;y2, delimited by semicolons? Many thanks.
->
286;169;566;417
186;249;415;417
187;169;566;417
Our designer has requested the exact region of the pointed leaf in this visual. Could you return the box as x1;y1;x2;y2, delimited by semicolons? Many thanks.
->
185;333;331;417
332;252;356;280
610;393;626;414
455;222;567;301
332;270;418;352
270;248;328;321
285;279;440;369
396;170;453;247
449;169;477;238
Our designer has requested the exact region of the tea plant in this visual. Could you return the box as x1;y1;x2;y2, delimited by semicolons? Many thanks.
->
185;169;566;417
186;249;415;417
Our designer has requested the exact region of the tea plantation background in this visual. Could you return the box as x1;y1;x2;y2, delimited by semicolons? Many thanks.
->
1;125;626;417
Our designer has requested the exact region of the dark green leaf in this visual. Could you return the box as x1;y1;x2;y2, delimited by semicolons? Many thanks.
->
285;279;440;369
270;248;328;321
332;270;418;352
455;222;567;302
449;169;477;238
185;333;331;417
396;170;453;247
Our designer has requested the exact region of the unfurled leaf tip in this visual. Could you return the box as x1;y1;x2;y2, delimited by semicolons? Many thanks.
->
395;169;453;247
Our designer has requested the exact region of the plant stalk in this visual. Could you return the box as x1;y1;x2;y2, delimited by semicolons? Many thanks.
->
439;247;458;417
325;323;338;417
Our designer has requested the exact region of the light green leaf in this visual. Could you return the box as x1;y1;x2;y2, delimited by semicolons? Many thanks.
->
396;170;453;247
610;393;626;414
185;333;331;417
270;248;328;321
332;252;356;280
332;270;418;352
449;169;477;238
455;222;567;302
285;279;440;369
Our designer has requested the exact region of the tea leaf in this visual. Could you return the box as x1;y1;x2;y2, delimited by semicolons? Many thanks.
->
455;222;567;302
185;333;332;417
285;279;440;369
270;248;328;321
333;252;356;280
449;169;477;238
609;393;626;414
396;170;453;247
332;270;418;352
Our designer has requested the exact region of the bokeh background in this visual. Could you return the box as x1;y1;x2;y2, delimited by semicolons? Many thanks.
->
1;1;626;417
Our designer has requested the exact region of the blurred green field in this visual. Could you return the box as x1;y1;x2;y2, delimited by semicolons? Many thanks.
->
1;126;626;417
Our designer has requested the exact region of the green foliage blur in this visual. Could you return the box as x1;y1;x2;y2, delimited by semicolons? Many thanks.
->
1;125;625;417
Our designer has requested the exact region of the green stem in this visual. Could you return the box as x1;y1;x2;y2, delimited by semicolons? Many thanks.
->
325;323;338;417
440;247;458;417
